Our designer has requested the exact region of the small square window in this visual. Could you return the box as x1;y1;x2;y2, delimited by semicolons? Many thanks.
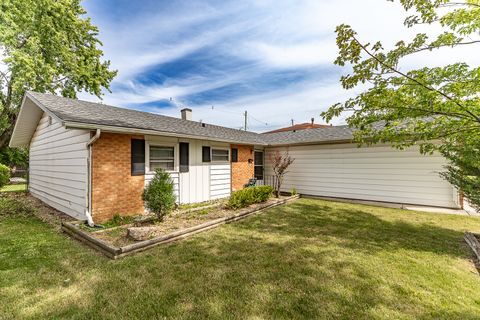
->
150;146;174;171
212;149;229;162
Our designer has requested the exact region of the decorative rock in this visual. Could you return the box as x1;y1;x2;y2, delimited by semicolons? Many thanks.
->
127;226;158;241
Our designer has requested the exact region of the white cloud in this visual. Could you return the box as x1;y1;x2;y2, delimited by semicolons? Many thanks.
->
245;41;336;69
79;0;479;132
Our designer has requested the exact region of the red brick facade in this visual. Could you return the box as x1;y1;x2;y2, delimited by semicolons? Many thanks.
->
231;144;254;191
91;133;145;222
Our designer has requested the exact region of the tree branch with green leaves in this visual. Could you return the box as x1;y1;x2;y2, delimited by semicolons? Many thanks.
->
0;0;117;165
322;0;480;210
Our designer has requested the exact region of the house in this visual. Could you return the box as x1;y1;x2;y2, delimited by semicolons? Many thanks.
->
9;92;460;223
263;118;331;133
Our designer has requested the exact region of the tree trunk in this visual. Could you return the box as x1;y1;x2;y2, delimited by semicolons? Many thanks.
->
0;116;16;149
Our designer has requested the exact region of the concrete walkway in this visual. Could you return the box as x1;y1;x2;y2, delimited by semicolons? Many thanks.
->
403;204;479;217
301;195;480;217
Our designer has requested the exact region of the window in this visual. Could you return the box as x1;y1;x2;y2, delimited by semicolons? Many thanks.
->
202;146;211;162
231;148;238;162
131;139;145;176
254;151;264;180
179;142;189;173
212;149;229;162
149;146;174;171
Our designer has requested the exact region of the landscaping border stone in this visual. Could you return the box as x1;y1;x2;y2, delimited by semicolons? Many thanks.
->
61;195;299;259
464;232;480;261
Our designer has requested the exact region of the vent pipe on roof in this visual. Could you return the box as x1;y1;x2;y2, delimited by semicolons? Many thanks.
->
181;108;192;121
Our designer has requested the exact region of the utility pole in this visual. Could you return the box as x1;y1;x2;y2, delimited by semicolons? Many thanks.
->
244;110;247;131
291;119;294;126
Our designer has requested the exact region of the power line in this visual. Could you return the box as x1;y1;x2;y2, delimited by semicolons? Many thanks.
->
249;115;268;126
209;105;269;130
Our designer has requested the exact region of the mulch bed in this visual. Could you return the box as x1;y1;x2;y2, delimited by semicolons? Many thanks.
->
63;195;299;259
94;196;292;247
1;192;72;230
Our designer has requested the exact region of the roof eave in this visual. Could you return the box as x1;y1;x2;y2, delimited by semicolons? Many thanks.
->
9;93;65;148
64;121;267;146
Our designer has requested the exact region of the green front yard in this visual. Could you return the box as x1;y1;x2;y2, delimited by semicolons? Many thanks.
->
1;196;480;319
0;184;26;192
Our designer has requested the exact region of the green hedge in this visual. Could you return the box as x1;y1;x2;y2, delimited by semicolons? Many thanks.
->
227;185;273;209
0;164;10;189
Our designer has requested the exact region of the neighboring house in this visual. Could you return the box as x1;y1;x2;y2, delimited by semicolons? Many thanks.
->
264;118;331;133
9;92;460;223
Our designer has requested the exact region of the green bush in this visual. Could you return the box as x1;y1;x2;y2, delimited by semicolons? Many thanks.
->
228;185;273;209
142;169;176;220
0;164;10;189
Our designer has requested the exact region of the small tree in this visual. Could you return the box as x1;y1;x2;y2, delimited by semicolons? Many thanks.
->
142;169;176;220
0;163;10;188
269;150;294;198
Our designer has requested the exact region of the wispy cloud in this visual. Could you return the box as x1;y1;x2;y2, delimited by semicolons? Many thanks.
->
80;0;480;132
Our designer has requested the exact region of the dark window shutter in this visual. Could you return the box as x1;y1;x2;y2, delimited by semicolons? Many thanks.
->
231;148;238;162
202;146;211;162
131;139;145;175
179;142;189;172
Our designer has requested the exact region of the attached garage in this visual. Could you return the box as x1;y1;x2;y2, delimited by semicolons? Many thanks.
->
265;143;459;208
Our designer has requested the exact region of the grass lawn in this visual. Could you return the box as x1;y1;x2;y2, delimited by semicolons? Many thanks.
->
0;184;27;192
1;196;480;319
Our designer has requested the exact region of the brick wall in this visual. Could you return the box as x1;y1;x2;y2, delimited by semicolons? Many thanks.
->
91;133;145;222
231;144;254;191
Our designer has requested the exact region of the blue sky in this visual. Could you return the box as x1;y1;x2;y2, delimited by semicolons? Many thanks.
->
80;0;479;132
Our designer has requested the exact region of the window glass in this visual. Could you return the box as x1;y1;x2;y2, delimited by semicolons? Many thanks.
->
202;146;211;162
131;139;145;175
254;151;263;165
231;148;238;162
179;142;189;172
254;151;264;180
212;149;229;162
150;146;174;171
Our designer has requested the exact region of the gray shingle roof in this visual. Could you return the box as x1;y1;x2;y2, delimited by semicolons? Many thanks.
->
26;91;357;146
28;91;265;145
261;125;354;145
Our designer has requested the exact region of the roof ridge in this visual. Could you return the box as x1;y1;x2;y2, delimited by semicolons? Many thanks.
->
28;91;261;136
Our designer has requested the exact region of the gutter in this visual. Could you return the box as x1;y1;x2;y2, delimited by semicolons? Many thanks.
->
85;129;101;227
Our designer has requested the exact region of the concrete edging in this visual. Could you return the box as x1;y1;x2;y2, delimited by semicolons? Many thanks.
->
62;195;299;259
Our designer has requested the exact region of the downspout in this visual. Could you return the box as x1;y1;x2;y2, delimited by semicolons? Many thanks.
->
85;129;101;227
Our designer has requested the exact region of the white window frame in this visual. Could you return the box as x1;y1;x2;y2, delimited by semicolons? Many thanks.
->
146;142;177;173
211;147;230;163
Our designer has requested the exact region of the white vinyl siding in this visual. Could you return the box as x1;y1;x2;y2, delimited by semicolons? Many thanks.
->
144;136;231;204
29;113;90;219
210;164;231;199
265;143;458;208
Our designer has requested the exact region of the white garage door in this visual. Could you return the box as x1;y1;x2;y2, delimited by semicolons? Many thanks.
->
265;143;458;208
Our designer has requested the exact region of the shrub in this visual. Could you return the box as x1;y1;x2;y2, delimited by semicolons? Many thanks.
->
142;169;176;220
291;187;297;196
0;164;10;189
228;185;273;209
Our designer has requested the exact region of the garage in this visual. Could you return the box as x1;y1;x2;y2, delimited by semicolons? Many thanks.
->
265;143;459;208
